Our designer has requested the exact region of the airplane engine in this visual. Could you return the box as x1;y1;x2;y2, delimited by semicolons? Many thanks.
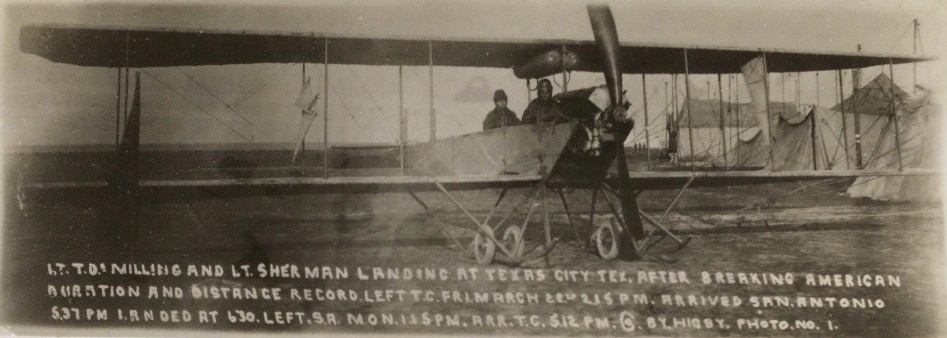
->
554;85;631;127
552;85;633;156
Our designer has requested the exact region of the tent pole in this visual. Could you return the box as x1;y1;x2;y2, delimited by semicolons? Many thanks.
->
641;74;651;171
837;70;851;169
889;60;903;171
683;50;696;172
717;74;726;168
323;38;329;179
852;69;862;168
399;61;405;176
762;53;776;172
429;40;436;177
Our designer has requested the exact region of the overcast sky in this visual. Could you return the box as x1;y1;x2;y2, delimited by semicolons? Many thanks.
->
2;0;944;147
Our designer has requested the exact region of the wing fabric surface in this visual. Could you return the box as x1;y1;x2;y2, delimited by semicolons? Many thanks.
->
20;25;928;73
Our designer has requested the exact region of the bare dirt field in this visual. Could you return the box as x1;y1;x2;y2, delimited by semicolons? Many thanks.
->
2;176;943;336
2;149;943;336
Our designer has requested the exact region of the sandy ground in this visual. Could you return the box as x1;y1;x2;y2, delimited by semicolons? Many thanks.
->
2;148;943;336
1;177;943;336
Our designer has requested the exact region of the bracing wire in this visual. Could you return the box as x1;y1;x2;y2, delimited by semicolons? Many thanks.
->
175;63;295;144
141;69;260;147
175;67;285;147
307;64;371;142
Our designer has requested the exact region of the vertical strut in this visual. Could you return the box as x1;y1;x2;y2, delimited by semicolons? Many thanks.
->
641;74;651;170
399;61;405;176
837;70;851;169
526;79;532;102
428;41;436;176
813;72;820;170
124;32;130;125
717;74;726;167
735;75;740;165
301;63;306;154
913;19;919;96
323;38;329;178
683;50;695;172
889;60;903;171
664;81;669;153
852;69;862;168
560;45;569;92
762;53;775;171
795;72;800;106
815;72;821;107
810;105;819;170
672;75;678;164
116;67;122;151
588;188;598;227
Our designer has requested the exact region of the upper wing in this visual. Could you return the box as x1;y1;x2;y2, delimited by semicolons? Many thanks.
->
20;25;931;74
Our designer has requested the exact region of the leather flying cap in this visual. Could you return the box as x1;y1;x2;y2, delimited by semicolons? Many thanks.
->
493;89;508;101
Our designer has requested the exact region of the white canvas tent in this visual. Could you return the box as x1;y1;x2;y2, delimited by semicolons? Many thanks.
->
672;73;926;175
847;89;939;202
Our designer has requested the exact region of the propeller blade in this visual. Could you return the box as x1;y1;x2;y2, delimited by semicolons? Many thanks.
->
588;4;645;240
587;5;622;106
615;126;645;240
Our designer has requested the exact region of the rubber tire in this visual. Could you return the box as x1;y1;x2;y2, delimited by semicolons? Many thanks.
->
503;226;523;257
596;220;620;261
473;228;496;265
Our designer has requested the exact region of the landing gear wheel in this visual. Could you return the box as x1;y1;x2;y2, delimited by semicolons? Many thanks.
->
596;219;620;261
589;228;601;249
503;226;523;257
473;228;496;265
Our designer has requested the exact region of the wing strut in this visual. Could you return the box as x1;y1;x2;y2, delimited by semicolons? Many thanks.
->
111;71;142;256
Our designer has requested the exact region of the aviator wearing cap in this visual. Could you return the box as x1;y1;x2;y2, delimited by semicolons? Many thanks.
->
537;78;553;100
493;89;508;102
537;78;552;89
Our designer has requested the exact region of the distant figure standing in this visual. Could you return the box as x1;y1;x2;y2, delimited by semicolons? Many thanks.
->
482;89;520;130
522;78;566;124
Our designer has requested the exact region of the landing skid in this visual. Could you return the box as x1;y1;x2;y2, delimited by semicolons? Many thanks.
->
599;178;693;260
411;177;693;266
408;180;562;267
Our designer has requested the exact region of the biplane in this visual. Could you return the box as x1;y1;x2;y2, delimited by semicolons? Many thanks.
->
17;4;937;265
